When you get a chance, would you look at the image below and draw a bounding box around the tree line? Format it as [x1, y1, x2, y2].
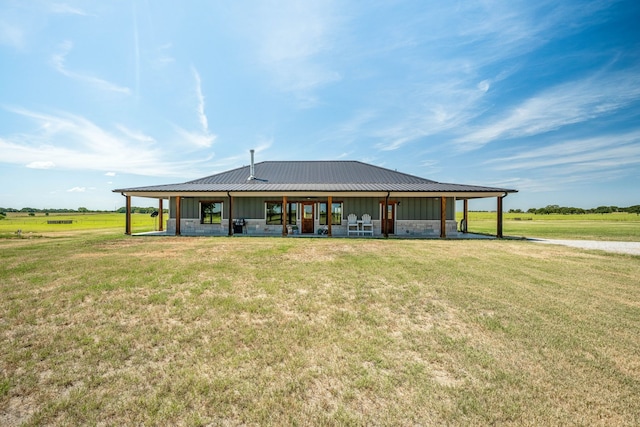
[0, 207, 167, 216]
[509, 205, 640, 215]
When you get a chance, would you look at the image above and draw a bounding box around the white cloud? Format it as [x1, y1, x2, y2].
[26, 161, 55, 169]
[489, 131, 640, 172]
[50, 4, 90, 16]
[192, 67, 209, 133]
[173, 126, 216, 149]
[456, 70, 640, 151]
[172, 68, 217, 148]
[485, 131, 640, 192]
[105, 172, 116, 177]
[116, 125, 155, 144]
[1, 107, 213, 178]
[51, 40, 131, 95]
[67, 186, 86, 193]
[238, 1, 342, 102]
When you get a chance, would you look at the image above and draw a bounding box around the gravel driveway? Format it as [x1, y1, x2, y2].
[531, 239, 640, 256]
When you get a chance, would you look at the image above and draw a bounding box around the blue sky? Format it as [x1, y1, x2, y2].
[1, 0, 639, 211]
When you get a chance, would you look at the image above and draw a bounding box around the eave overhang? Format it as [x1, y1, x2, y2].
[115, 189, 515, 199]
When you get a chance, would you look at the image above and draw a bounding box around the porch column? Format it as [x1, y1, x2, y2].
[158, 199, 164, 232]
[125, 195, 131, 235]
[282, 195, 288, 236]
[440, 196, 447, 238]
[327, 196, 333, 237]
[383, 193, 389, 238]
[228, 193, 234, 236]
[497, 196, 504, 238]
[175, 196, 181, 236]
[463, 199, 468, 233]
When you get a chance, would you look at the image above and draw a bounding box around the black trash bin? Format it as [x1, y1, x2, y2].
[233, 219, 245, 234]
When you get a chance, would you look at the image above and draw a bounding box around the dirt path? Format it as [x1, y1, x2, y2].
[531, 239, 640, 256]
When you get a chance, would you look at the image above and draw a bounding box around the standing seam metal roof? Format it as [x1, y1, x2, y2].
[114, 161, 517, 194]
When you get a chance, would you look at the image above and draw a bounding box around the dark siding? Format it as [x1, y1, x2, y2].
[234, 197, 268, 219]
[396, 197, 455, 220]
[342, 197, 380, 219]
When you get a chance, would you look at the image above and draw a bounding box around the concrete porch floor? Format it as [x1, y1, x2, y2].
[132, 231, 500, 239]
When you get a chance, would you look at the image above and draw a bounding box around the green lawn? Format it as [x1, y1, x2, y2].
[458, 212, 640, 241]
[3, 211, 640, 241]
[1, 234, 638, 425]
[0, 212, 162, 237]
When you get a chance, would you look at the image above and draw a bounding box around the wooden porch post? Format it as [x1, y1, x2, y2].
[327, 196, 333, 237]
[125, 195, 131, 235]
[497, 196, 504, 238]
[175, 196, 181, 236]
[463, 199, 468, 233]
[282, 195, 288, 236]
[158, 199, 164, 232]
[383, 193, 389, 238]
[228, 193, 234, 236]
[440, 196, 447, 238]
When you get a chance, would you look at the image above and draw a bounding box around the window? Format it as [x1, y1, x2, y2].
[201, 202, 222, 224]
[319, 202, 342, 225]
[266, 202, 297, 225]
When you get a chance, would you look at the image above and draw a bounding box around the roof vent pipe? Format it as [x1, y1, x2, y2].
[248, 149, 255, 180]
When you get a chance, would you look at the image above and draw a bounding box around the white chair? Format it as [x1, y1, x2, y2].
[361, 213, 373, 236]
[347, 213, 359, 236]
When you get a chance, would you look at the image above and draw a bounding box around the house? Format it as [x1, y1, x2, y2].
[113, 150, 517, 238]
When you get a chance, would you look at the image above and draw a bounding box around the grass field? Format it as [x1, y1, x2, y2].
[1, 232, 639, 425]
[458, 211, 640, 241]
[0, 212, 163, 237]
[2, 211, 640, 241]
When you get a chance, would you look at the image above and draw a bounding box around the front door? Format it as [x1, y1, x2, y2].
[382, 203, 395, 234]
[302, 202, 314, 234]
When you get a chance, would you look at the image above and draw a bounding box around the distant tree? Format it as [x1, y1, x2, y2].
[594, 206, 612, 214]
[628, 205, 640, 215]
[78, 207, 89, 213]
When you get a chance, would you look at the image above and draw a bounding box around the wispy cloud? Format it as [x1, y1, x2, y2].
[51, 40, 131, 95]
[50, 3, 91, 16]
[485, 131, 640, 192]
[174, 67, 217, 148]
[67, 186, 86, 193]
[192, 67, 209, 133]
[456, 70, 640, 151]
[489, 131, 640, 171]
[116, 125, 155, 144]
[26, 161, 55, 169]
[1, 107, 212, 178]
[241, 1, 342, 105]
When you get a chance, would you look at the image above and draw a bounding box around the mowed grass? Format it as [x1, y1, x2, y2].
[458, 211, 640, 241]
[1, 234, 639, 425]
[0, 213, 163, 237]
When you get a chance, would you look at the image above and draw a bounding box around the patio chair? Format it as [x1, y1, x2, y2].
[361, 213, 373, 236]
[347, 213, 359, 236]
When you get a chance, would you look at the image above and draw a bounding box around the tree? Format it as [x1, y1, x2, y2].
[628, 205, 640, 215]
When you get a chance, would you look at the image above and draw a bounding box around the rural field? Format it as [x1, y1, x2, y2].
[1, 214, 639, 425]
[459, 211, 640, 241]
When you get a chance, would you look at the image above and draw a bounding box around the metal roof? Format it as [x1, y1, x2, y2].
[113, 161, 517, 195]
